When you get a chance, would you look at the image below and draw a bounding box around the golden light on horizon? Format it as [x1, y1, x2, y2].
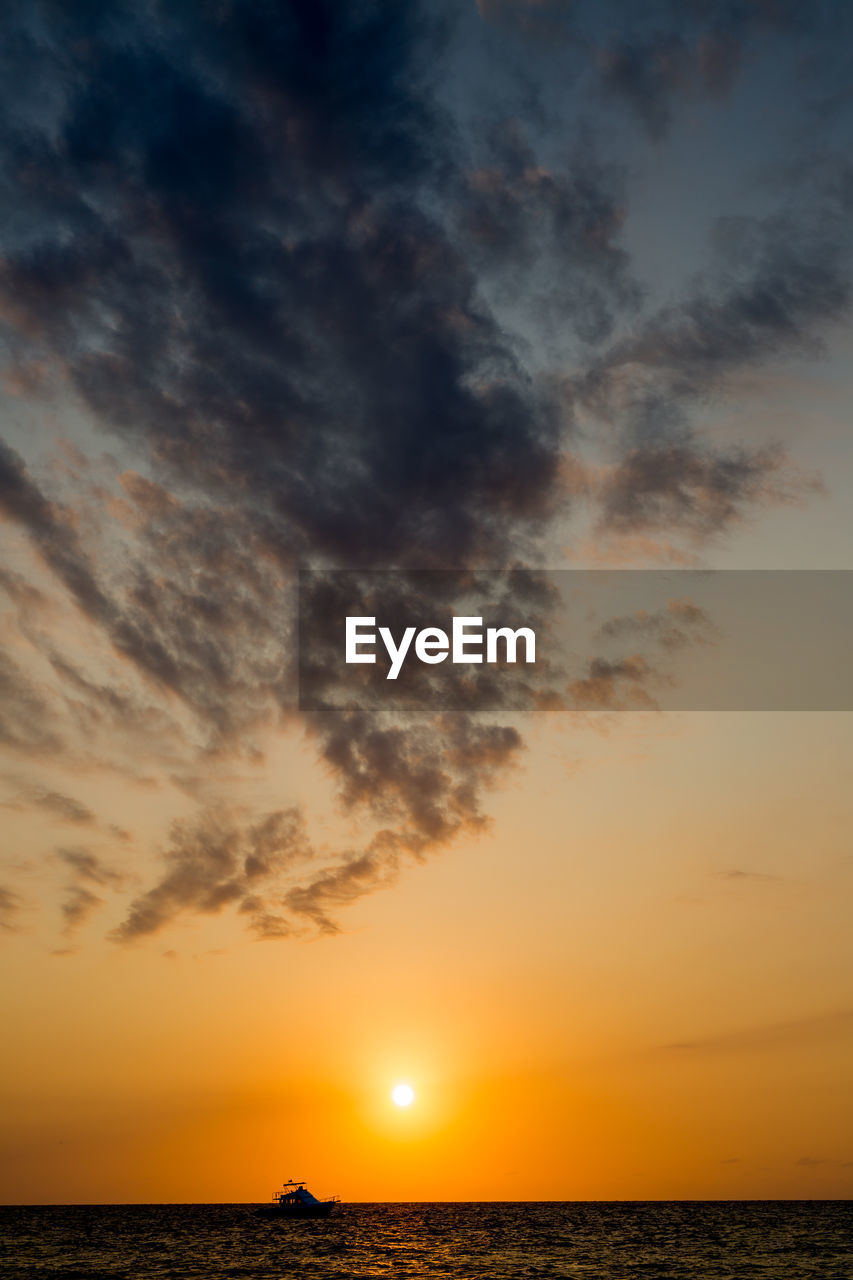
[392, 1082, 415, 1107]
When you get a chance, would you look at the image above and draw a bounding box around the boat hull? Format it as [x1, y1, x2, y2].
[256, 1202, 336, 1219]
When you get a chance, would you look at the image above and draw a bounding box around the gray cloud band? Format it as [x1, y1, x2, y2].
[299, 571, 853, 712]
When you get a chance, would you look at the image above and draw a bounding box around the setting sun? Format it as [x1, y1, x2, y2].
[392, 1083, 415, 1108]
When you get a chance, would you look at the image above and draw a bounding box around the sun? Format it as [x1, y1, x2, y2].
[391, 1082, 415, 1107]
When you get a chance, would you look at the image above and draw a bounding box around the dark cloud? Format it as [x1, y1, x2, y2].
[476, 0, 810, 140]
[0, 1, 567, 572]
[598, 598, 717, 650]
[112, 807, 311, 942]
[0, 565, 51, 616]
[283, 850, 399, 937]
[0, 442, 212, 731]
[0, 2, 846, 580]
[0, 440, 113, 627]
[598, 444, 804, 537]
[0, 1, 850, 941]
[475, 0, 575, 41]
[56, 846, 126, 937]
[580, 208, 845, 536]
[596, 32, 735, 140]
[57, 847, 125, 888]
[46, 650, 188, 761]
[111, 703, 525, 940]
[458, 121, 640, 344]
[0, 885, 22, 932]
[567, 655, 661, 709]
[1, 440, 291, 741]
[298, 568, 563, 712]
[28, 789, 94, 825]
[593, 1, 806, 140]
[60, 885, 103, 934]
[100, 489, 294, 737]
[0, 649, 63, 755]
[287, 567, 551, 931]
[281, 707, 523, 934]
[313, 709, 521, 846]
[0, 1, 585, 823]
[595, 212, 852, 405]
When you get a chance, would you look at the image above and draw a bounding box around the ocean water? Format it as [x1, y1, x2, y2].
[1, 1201, 851, 1279]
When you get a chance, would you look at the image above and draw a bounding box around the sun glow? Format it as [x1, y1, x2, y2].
[391, 1082, 415, 1107]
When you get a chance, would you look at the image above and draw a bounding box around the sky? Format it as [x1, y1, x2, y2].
[0, 0, 852, 1203]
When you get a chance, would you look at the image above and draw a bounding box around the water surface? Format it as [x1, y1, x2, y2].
[2, 1201, 851, 1279]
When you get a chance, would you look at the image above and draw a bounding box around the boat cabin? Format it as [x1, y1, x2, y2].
[273, 1181, 323, 1208]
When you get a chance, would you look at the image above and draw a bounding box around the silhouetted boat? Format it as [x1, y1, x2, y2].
[256, 1179, 340, 1218]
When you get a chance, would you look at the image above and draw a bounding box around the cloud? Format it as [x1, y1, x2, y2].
[0, 885, 22, 932]
[316, 708, 521, 845]
[112, 807, 311, 942]
[0, 440, 114, 628]
[0, 649, 63, 755]
[0, 3, 845, 580]
[476, 1, 807, 140]
[57, 847, 125, 888]
[663, 1008, 853, 1055]
[282, 708, 525, 935]
[576, 208, 846, 536]
[795, 1156, 853, 1169]
[28, 789, 94, 825]
[598, 443, 816, 538]
[1, 439, 294, 744]
[598, 598, 717, 650]
[568, 656, 661, 709]
[0, 1, 849, 942]
[475, 0, 575, 40]
[283, 850, 400, 937]
[56, 846, 127, 937]
[60, 885, 103, 934]
[596, 32, 738, 141]
[569, 594, 722, 711]
[712, 868, 784, 885]
[592, 2, 805, 140]
[0, 3, 570, 573]
[458, 121, 640, 344]
[0, 565, 52, 618]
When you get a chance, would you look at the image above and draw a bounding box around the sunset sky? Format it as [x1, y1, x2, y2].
[1, 0, 852, 1203]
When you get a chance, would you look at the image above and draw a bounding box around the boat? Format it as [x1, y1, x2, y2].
[256, 1179, 340, 1218]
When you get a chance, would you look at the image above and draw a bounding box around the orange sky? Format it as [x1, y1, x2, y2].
[2, 708, 851, 1202]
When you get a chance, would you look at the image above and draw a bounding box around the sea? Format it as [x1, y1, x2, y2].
[1, 1201, 851, 1279]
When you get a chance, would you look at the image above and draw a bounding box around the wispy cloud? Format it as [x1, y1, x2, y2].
[112, 808, 311, 942]
[28, 789, 95, 825]
[0, 649, 64, 756]
[598, 598, 718, 651]
[795, 1156, 853, 1169]
[568, 656, 661, 710]
[712, 869, 785, 885]
[0, 885, 23, 932]
[56, 847, 127, 938]
[662, 1009, 853, 1055]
